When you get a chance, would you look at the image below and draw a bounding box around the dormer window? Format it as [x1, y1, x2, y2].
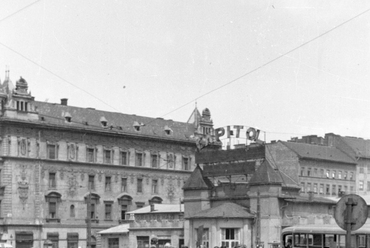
[100, 117, 108, 127]
[164, 125, 172, 135]
[133, 121, 143, 131]
[64, 112, 72, 123]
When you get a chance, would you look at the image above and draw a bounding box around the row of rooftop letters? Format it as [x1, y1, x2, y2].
[47, 172, 183, 195]
[300, 166, 355, 180]
[2, 136, 194, 171]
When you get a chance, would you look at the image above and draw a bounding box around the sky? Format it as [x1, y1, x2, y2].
[1, 0, 370, 143]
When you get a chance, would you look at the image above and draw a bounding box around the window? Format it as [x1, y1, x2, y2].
[338, 171, 342, 179]
[326, 184, 330, 195]
[307, 168, 311, 177]
[167, 154, 175, 169]
[90, 203, 96, 219]
[221, 228, 240, 248]
[367, 181, 370, 192]
[104, 149, 112, 164]
[300, 167, 305, 176]
[152, 179, 158, 194]
[67, 233, 78, 248]
[359, 166, 364, 174]
[47, 233, 59, 248]
[108, 238, 119, 248]
[326, 170, 330, 178]
[182, 157, 190, 171]
[49, 202, 57, 218]
[332, 185, 336, 195]
[45, 192, 61, 222]
[105, 176, 112, 192]
[105, 203, 112, 220]
[120, 151, 129, 165]
[314, 168, 318, 176]
[313, 183, 318, 194]
[350, 172, 354, 180]
[198, 228, 209, 248]
[306, 183, 311, 193]
[344, 171, 348, 180]
[319, 184, 324, 194]
[121, 205, 128, 220]
[359, 181, 364, 191]
[338, 185, 342, 195]
[151, 154, 159, 168]
[70, 205, 75, 218]
[332, 170, 336, 179]
[49, 172, 56, 188]
[137, 178, 143, 193]
[136, 202, 144, 208]
[301, 182, 305, 193]
[344, 185, 348, 193]
[86, 148, 96, 163]
[16, 100, 28, 111]
[47, 144, 58, 159]
[136, 152, 144, 167]
[121, 178, 127, 192]
[88, 175, 95, 191]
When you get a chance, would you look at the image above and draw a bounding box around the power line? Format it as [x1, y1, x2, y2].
[152, 7, 370, 121]
[0, 41, 119, 112]
[0, 0, 42, 24]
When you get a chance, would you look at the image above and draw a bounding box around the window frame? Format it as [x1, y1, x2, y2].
[135, 152, 144, 167]
[182, 156, 190, 171]
[137, 178, 143, 193]
[221, 228, 240, 248]
[151, 153, 159, 168]
[105, 176, 112, 192]
[47, 143, 58, 160]
[120, 150, 129, 166]
[49, 172, 57, 189]
[105, 202, 113, 220]
[104, 149, 113, 164]
[86, 147, 97, 163]
[152, 179, 158, 194]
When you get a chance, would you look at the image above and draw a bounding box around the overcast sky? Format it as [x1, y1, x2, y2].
[1, 0, 370, 143]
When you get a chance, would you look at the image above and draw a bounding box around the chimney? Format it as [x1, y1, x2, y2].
[61, 98, 68, 106]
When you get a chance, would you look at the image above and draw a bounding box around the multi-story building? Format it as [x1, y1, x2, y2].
[0, 73, 212, 248]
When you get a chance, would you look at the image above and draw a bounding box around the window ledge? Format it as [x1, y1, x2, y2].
[46, 218, 61, 223]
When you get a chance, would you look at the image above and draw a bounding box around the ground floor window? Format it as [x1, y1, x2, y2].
[16, 232, 33, 248]
[67, 233, 78, 248]
[137, 236, 149, 248]
[108, 238, 119, 248]
[221, 228, 240, 248]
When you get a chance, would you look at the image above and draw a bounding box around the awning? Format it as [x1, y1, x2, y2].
[99, 224, 129, 234]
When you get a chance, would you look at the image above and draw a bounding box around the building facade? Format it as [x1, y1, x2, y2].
[0, 74, 211, 248]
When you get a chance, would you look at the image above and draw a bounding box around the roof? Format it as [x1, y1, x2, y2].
[31, 101, 196, 142]
[281, 141, 356, 164]
[341, 136, 370, 159]
[188, 202, 255, 219]
[98, 224, 129, 234]
[126, 204, 184, 214]
[281, 195, 337, 204]
[182, 165, 214, 190]
[248, 160, 298, 188]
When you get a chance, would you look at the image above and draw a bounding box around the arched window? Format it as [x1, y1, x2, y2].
[70, 205, 75, 218]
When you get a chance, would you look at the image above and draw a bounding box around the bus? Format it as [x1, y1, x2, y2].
[281, 224, 370, 248]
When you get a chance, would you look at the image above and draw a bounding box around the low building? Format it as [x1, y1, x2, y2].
[126, 204, 184, 248]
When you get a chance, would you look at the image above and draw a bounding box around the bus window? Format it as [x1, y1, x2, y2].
[312, 234, 322, 246]
[337, 235, 345, 248]
[283, 234, 292, 248]
[294, 234, 306, 247]
[324, 234, 335, 248]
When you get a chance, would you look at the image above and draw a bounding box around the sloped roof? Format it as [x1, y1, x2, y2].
[31, 101, 196, 142]
[341, 136, 370, 159]
[248, 160, 299, 188]
[282, 141, 356, 164]
[188, 202, 255, 219]
[281, 195, 336, 204]
[98, 224, 129, 234]
[183, 165, 213, 190]
[127, 204, 184, 214]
